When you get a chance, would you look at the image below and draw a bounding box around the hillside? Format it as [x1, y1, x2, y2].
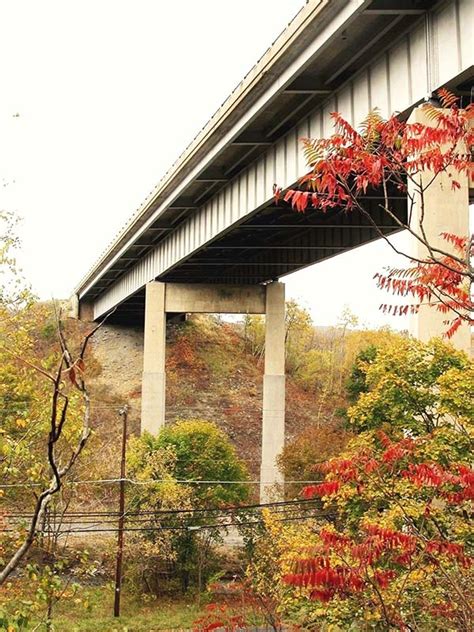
[1, 301, 393, 512]
[88, 315, 341, 478]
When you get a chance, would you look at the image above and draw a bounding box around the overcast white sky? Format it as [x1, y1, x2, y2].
[0, 0, 410, 329]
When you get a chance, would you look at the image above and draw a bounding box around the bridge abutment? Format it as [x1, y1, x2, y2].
[140, 280, 286, 500]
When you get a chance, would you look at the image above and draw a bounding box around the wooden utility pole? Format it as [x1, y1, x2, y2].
[114, 404, 129, 618]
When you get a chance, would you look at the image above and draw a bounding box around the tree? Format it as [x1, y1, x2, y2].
[0, 210, 34, 309]
[279, 339, 473, 630]
[243, 299, 314, 372]
[0, 211, 101, 586]
[277, 422, 352, 498]
[244, 299, 403, 409]
[275, 90, 473, 337]
[346, 337, 469, 435]
[126, 419, 249, 594]
[284, 429, 473, 630]
[284, 300, 314, 375]
[0, 318, 100, 586]
[153, 419, 249, 506]
[345, 344, 378, 403]
[239, 339, 473, 630]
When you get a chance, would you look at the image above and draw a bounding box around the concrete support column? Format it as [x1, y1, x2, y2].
[260, 281, 285, 501]
[141, 281, 166, 434]
[407, 106, 470, 354]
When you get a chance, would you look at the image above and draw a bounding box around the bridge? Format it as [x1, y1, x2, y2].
[74, 0, 473, 498]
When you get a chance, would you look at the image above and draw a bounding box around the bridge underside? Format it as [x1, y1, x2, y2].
[72, 0, 473, 504]
[107, 194, 406, 324]
[77, 0, 472, 322]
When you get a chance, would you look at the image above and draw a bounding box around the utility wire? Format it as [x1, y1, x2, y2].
[0, 510, 331, 536]
[0, 477, 322, 489]
[0, 501, 328, 533]
[5, 506, 326, 529]
[2, 497, 320, 519]
[4, 506, 322, 527]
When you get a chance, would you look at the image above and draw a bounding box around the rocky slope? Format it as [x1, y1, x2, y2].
[88, 316, 337, 478]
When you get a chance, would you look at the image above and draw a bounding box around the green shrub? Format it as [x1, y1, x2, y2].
[126, 419, 249, 594]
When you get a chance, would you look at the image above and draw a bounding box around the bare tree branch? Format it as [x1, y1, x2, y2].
[0, 311, 108, 585]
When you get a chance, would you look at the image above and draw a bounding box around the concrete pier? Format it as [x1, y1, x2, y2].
[141, 282, 166, 434]
[407, 106, 471, 355]
[260, 282, 285, 501]
[140, 281, 286, 499]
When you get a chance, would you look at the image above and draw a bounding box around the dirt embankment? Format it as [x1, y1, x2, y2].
[89, 316, 333, 477]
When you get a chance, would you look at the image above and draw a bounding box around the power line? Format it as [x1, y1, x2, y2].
[3, 507, 328, 530]
[3, 499, 319, 524]
[0, 510, 331, 536]
[0, 477, 322, 489]
[2, 496, 319, 518]
[0, 500, 329, 535]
